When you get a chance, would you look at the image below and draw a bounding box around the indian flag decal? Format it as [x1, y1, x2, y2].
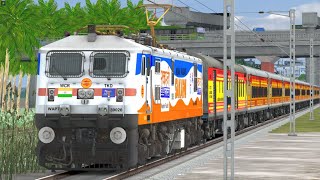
[58, 88, 73, 97]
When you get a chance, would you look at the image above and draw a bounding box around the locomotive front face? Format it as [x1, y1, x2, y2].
[35, 36, 146, 170]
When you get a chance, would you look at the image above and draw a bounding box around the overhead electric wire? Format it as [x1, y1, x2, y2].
[192, 0, 291, 57]
[145, 0, 251, 48]
[232, 15, 290, 56]
[164, 0, 251, 47]
[147, 0, 248, 46]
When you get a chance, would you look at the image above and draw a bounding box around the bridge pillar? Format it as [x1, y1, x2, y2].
[306, 57, 320, 86]
[255, 56, 280, 73]
[261, 62, 275, 73]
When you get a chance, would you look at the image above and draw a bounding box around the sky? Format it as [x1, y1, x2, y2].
[54, 0, 320, 30]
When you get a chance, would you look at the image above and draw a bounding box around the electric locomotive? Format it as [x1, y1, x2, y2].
[35, 26, 203, 170]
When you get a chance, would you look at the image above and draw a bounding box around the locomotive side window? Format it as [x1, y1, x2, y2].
[142, 56, 146, 75]
[90, 51, 129, 78]
[155, 58, 161, 74]
[194, 63, 197, 92]
[171, 59, 174, 86]
[46, 52, 84, 78]
[146, 56, 151, 76]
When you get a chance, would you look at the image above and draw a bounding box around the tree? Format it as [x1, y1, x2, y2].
[298, 74, 306, 82]
[62, 2, 87, 33]
[123, 0, 148, 33]
[0, 0, 39, 113]
[35, 0, 68, 39]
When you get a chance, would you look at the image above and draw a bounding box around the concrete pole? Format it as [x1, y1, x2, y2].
[223, 0, 235, 179]
[288, 9, 297, 136]
[310, 36, 314, 120]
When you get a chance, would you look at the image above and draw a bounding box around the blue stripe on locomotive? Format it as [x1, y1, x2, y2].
[37, 53, 40, 75]
[135, 53, 202, 77]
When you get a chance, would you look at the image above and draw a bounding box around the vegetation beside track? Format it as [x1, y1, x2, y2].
[0, 0, 152, 179]
[0, 110, 45, 180]
[271, 107, 320, 133]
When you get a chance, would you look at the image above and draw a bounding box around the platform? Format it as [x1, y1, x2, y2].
[174, 133, 320, 180]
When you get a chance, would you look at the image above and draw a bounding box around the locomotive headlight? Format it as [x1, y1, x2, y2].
[48, 88, 55, 102]
[85, 89, 94, 99]
[78, 89, 94, 99]
[110, 127, 126, 144]
[38, 127, 55, 144]
[60, 105, 70, 116]
[78, 89, 86, 99]
[116, 88, 124, 102]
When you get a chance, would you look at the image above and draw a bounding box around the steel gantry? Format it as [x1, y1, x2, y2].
[288, 9, 297, 136]
[223, 0, 235, 179]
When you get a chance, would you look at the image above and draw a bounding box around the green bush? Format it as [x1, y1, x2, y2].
[0, 110, 44, 180]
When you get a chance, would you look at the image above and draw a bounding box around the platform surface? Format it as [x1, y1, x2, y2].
[175, 133, 320, 180]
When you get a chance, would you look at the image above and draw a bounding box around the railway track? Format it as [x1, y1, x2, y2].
[36, 106, 315, 180]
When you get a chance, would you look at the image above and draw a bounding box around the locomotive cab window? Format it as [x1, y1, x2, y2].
[46, 51, 84, 78]
[90, 51, 129, 78]
[155, 58, 161, 74]
[141, 56, 146, 75]
[146, 56, 151, 76]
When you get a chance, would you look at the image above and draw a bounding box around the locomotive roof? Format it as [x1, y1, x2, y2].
[185, 51, 245, 73]
[151, 48, 202, 63]
[39, 35, 151, 52]
[39, 35, 201, 63]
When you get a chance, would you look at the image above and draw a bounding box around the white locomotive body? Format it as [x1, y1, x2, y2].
[35, 33, 203, 170]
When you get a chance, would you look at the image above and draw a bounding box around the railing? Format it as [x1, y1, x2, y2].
[157, 33, 205, 41]
[159, 30, 320, 42]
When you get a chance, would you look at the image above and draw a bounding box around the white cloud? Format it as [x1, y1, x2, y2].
[237, 2, 320, 30]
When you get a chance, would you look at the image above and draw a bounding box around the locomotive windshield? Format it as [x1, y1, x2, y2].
[46, 52, 84, 78]
[91, 52, 128, 78]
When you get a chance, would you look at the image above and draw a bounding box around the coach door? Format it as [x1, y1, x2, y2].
[235, 75, 239, 109]
[213, 70, 217, 119]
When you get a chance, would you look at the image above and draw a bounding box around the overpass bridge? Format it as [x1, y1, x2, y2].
[159, 29, 320, 85]
[158, 29, 320, 58]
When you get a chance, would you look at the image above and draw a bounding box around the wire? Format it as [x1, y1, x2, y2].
[193, 0, 218, 14]
[145, 0, 251, 48]
[172, 0, 248, 46]
[176, 0, 200, 13]
[193, 0, 290, 57]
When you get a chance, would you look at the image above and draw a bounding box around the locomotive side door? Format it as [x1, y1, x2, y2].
[153, 58, 161, 105]
[142, 52, 152, 120]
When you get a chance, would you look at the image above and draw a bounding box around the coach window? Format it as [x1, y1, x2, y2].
[242, 80, 244, 97]
[221, 81, 223, 93]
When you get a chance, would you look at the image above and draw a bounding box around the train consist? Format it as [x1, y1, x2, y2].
[35, 29, 319, 170]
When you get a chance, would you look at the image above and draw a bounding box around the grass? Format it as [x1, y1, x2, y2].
[0, 110, 45, 180]
[271, 107, 320, 133]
